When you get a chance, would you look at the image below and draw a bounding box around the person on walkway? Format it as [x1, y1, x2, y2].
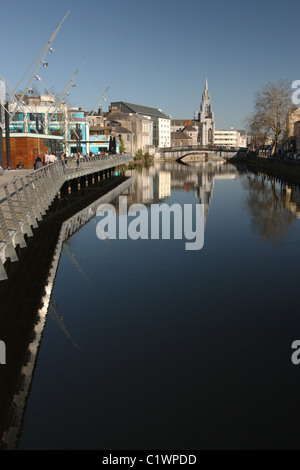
[61, 152, 67, 174]
[49, 153, 57, 164]
[34, 156, 43, 170]
[76, 152, 81, 169]
[44, 152, 50, 165]
[16, 162, 24, 169]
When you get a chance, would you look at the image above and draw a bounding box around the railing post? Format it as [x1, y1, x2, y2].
[4, 186, 26, 248]
[25, 176, 43, 221]
[35, 171, 50, 211]
[19, 178, 38, 229]
[12, 181, 33, 237]
[0, 258, 8, 281]
[0, 205, 18, 262]
[28, 175, 47, 218]
[41, 168, 55, 207]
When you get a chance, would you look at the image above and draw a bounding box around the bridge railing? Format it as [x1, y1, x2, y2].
[0, 153, 132, 279]
[156, 145, 240, 152]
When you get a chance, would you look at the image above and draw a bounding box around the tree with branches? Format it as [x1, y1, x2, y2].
[249, 80, 294, 155]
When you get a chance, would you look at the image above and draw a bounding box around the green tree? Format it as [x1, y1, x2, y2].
[134, 149, 143, 161]
[119, 136, 126, 154]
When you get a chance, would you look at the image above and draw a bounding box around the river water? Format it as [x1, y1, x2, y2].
[5, 161, 300, 449]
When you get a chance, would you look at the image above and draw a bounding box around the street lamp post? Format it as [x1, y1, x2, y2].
[4, 102, 11, 169]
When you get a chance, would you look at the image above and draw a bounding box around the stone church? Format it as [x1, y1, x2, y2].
[197, 78, 215, 146]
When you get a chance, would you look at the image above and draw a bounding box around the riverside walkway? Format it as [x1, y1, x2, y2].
[0, 154, 133, 280]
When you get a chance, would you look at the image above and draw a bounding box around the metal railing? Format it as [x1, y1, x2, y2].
[157, 145, 240, 152]
[0, 153, 133, 279]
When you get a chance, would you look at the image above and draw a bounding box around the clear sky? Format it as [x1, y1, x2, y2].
[1, 0, 299, 129]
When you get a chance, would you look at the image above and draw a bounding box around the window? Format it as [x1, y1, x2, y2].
[48, 113, 58, 122]
[11, 113, 23, 122]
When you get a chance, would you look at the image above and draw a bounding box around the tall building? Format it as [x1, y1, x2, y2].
[198, 78, 215, 146]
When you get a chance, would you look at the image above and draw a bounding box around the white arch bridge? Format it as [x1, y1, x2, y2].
[0, 154, 133, 280]
[154, 145, 239, 161]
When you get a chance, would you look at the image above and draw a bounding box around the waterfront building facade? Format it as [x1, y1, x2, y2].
[110, 102, 171, 148]
[182, 125, 198, 145]
[171, 131, 193, 147]
[214, 128, 246, 148]
[287, 108, 300, 137]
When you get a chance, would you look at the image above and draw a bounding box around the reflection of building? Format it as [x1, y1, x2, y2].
[284, 184, 300, 219]
[197, 170, 215, 227]
[159, 171, 171, 199]
[126, 162, 238, 230]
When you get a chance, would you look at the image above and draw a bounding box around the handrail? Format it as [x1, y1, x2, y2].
[0, 153, 133, 279]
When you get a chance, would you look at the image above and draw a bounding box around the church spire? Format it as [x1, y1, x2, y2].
[198, 76, 215, 146]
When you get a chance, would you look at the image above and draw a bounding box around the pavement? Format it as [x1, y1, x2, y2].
[0, 169, 34, 186]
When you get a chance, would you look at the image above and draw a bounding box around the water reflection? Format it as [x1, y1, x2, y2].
[0, 176, 132, 450]
[49, 301, 81, 351]
[126, 161, 238, 229]
[243, 173, 298, 243]
[1, 161, 300, 450]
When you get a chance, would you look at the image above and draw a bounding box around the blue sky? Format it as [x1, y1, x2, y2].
[1, 0, 299, 129]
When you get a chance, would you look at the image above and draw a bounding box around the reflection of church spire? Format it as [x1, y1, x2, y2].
[197, 171, 214, 229]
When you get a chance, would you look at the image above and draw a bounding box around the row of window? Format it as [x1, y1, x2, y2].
[11, 113, 64, 122]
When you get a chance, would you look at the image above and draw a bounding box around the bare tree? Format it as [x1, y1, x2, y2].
[247, 113, 271, 153]
[250, 80, 294, 155]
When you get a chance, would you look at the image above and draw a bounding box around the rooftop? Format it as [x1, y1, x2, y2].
[111, 101, 169, 119]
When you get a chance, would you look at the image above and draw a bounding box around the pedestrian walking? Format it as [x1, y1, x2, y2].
[61, 152, 66, 174]
[34, 156, 43, 170]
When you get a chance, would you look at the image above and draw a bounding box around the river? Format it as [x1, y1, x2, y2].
[1, 161, 300, 450]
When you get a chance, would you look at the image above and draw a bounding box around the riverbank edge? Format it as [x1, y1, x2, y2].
[229, 156, 300, 184]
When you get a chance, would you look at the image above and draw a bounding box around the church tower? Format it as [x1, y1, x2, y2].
[198, 78, 215, 146]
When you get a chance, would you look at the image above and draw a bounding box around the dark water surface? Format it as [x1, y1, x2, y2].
[11, 163, 300, 449]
